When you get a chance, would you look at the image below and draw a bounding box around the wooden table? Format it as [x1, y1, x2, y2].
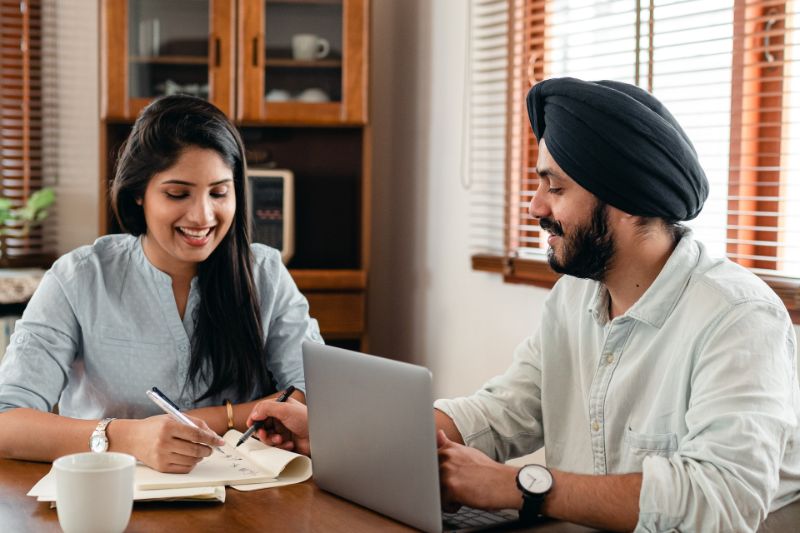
[2, 459, 798, 532]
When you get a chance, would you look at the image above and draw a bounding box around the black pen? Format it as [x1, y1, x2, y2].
[236, 385, 296, 447]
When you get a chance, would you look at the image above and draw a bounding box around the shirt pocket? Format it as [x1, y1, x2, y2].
[624, 427, 678, 460]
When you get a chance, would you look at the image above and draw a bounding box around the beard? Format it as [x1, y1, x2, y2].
[539, 201, 615, 281]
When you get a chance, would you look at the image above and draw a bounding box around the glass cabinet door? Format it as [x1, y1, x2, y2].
[239, 0, 367, 124]
[102, 0, 235, 120]
[128, 0, 210, 100]
[263, 0, 343, 105]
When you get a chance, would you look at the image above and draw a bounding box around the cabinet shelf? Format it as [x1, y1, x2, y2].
[289, 269, 366, 291]
[129, 55, 208, 65]
[264, 58, 342, 68]
[270, 0, 343, 5]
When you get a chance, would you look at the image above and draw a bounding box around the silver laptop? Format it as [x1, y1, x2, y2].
[302, 342, 519, 533]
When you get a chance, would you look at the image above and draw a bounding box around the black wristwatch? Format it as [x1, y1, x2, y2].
[515, 464, 553, 524]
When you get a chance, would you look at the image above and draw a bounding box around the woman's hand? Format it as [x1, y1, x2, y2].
[247, 397, 310, 456]
[112, 415, 225, 473]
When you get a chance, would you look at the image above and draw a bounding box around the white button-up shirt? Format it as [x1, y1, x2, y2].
[435, 233, 800, 532]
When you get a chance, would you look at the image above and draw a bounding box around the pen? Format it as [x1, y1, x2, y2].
[146, 386, 224, 453]
[236, 385, 296, 447]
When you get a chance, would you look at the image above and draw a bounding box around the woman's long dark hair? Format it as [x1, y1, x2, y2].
[111, 94, 271, 402]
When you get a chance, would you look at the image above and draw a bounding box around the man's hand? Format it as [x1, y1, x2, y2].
[114, 415, 225, 474]
[437, 430, 522, 512]
[247, 398, 311, 456]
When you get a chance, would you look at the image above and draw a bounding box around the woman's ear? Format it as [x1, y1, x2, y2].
[135, 197, 143, 206]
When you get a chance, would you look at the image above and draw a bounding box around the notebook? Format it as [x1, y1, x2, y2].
[135, 429, 312, 490]
[302, 342, 519, 533]
[29, 482, 227, 505]
[28, 429, 312, 502]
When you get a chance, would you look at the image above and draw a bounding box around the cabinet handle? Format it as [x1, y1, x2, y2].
[252, 36, 259, 67]
[214, 38, 221, 67]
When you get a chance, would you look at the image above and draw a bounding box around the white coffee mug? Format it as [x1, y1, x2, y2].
[292, 34, 330, 60]
[54, 452, 136, 533]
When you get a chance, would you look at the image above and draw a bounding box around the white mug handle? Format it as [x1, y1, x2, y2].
[316, 38, 330, 59]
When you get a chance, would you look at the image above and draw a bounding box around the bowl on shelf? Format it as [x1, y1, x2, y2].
[296, 88, 330, 103]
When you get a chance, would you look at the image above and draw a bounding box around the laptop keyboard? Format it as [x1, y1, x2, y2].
[442, 506, 518, 530]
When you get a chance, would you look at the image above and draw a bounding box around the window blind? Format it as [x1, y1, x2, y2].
[466, 0, 511, 273]
[469, 0, 800, 315]
[0, 0, 55, 265]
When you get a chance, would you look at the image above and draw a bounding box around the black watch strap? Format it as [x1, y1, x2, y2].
[518, 492, 546, 524]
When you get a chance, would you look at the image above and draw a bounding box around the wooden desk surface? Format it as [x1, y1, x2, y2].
[2, 458, 798, 532]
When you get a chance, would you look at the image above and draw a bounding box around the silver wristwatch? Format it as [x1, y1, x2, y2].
[89, 417, 116, 453]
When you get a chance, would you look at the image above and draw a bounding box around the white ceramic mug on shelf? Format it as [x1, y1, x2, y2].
[54, 452, 136, 533]
[292, 34, 330, 60]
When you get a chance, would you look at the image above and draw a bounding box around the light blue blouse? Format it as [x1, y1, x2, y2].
[0, 234, 322, 419]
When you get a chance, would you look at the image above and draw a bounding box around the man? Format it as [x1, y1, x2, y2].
[433, 78, 800, 531]
[249, 78, 800, 531]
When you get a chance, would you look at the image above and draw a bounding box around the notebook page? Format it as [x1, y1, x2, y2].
[222, 430, 312, 491]
[135, 442, 276, 490]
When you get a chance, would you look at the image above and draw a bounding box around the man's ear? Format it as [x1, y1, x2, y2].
[606, 205, 635, 225]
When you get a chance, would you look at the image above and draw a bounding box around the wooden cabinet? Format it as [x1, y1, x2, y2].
[238, 0, 368, 124]
[101, 0, 368, 125]
[99, 0, 371, 348]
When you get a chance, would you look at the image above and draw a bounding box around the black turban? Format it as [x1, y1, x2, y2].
[527, 77, 708, 221]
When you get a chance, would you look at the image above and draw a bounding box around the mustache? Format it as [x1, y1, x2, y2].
[539, 217, 564, 237]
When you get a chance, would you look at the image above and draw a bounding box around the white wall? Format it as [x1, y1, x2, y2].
[49, 0, 101, 253]
[369, 0, 550, 399]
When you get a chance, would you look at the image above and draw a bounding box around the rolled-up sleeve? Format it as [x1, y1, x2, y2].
[434, 331, 545, 462]
[262, 252, 322, 394]
[636, 301, 798, 532]
[0, 271, 80, 413]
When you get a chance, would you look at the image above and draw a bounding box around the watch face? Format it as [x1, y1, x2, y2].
[518, 465, 553, 494]
[90, 433, 107, 453]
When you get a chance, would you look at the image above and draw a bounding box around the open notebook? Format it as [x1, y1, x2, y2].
[28, 429, 312, 502]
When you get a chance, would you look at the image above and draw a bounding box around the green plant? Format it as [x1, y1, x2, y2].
[0, 187, 56, 235]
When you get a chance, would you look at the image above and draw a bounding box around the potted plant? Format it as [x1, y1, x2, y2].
[0, 188, 56, 264]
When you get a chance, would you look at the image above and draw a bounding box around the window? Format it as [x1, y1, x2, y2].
[469, 0, 800, 320]
[0, 0, 55, 266]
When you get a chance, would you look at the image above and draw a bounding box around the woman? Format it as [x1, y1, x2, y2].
[0, 95, 321, 473]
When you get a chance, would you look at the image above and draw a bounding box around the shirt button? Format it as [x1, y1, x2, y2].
[605, 354, 615, 365]
[592, 421, 600, 432]
[179, 343, 188, 352]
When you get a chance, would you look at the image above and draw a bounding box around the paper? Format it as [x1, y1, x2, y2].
[28, 429, 312, 502]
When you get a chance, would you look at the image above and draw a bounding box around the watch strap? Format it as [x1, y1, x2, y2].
[518, 492, 546, 524]
[96, 417, 115, 433]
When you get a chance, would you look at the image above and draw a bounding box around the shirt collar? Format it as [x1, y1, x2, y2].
[134, 235, 199, 289]
[587, 230, 701, 328]
[134, 235, 172, 285]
